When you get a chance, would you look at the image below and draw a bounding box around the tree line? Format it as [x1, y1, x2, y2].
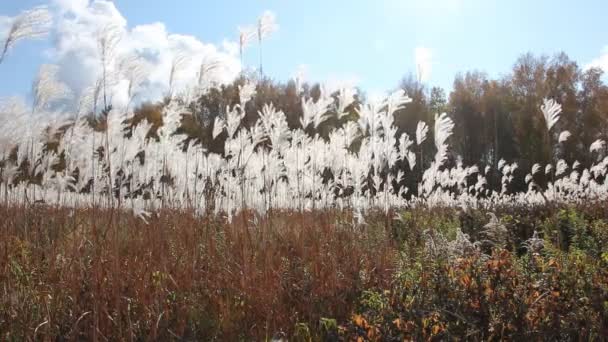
[125, 52, 607, 193]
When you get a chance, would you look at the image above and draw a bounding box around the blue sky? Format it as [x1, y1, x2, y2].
[1, 0, 607, 101]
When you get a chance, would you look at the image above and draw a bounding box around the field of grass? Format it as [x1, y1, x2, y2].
[3, 2, 608, 341]
[2, 203, 607, 340]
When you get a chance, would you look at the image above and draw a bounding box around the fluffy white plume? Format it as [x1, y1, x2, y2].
[337, 87, 356, 118]
[556, 159, 568, 177]
[383, 89, 411, 115]
[238, 81, 257, 107]
[0, 6, 52, 64]
[590, 139, 606, 153]
[540, 98, 562, 131]
[238, 25, 256, 60]
[257, 11, 279, 41]
[433, 113, 454, 165]
[169, 51, 191, 95]
[416, 121, 429, 145]
[118, 54, 150, 105]
[300, 92, 334, 130]
[498, 159, 506, 171]
[212, 117, 225, 139]
[558, 130, 571, 143]
[32, 64, 72, 111]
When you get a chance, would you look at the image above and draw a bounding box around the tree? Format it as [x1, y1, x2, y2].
[449, 71, 487, 165]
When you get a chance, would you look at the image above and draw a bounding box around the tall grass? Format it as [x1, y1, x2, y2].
[0, 7, 607, 218]
[0, 205, 397, 340]
[1, 4, 608, 340]
[1, 76, 606, 218]
[2, 203, 607, 339]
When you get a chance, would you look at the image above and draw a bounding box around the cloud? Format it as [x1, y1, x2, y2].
[586, 46, 608, 72]
[47, 0, 241, 109]
[414, 46, 432, 83]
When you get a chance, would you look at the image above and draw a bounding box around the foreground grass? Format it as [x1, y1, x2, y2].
[1, 204, 607, 340]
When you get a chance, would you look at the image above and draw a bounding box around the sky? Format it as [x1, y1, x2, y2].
[1, 0, 608, 104]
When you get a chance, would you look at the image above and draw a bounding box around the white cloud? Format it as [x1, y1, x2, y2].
[48, 0, 241, 109]
[586, 46, 608, 72]
[414, 46, 432, 83]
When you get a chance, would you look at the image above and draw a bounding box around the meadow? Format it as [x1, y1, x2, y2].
[2, 204, 608, 340]
[1, 4, 608, 341]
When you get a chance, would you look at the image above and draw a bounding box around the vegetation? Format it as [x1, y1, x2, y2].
[2, 3, 608, 340]
[1, 203, 608, 340]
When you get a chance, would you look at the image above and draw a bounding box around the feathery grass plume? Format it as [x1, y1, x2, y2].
[558, 130, 571, 143]
[258, 103, 290, 149]
[226, 105, 244, 138]
[337, 87, 356, 118]
[531, 163, 541, 175]
[168, 50, 191, 97]
[0, 97, 28, 156]
[256, 10, 278, 76]
[1, 72, 608, 211]
[198, 55, 223, 88]
[498, 158, 506, 171]
[416, 121, 429, 145]
[0, 6, 51, 64]
[96, 24, 122, 206]
[118, 54, 149, 107]
[590, 139, 605, 153]
[238, 26, 256, 66]
[419, 112, 454, 197]
[540, 98, 562, 131]
[433, 112, 454, 165]
[555, 159, 568, 177]
[97, 24, 123, 110]
[238, 81, 257, 108]
[212, 117, 225, 140]
[32, 64, 72, 112]
[356, 99, 384, 137]
[300, 89, 334, 130]
[398, 133, 414, 161]
[383, 89, 411, 116]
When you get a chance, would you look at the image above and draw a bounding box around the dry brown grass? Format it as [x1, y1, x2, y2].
[0, 205, 397, 340]
[3, 203, 608, 340]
